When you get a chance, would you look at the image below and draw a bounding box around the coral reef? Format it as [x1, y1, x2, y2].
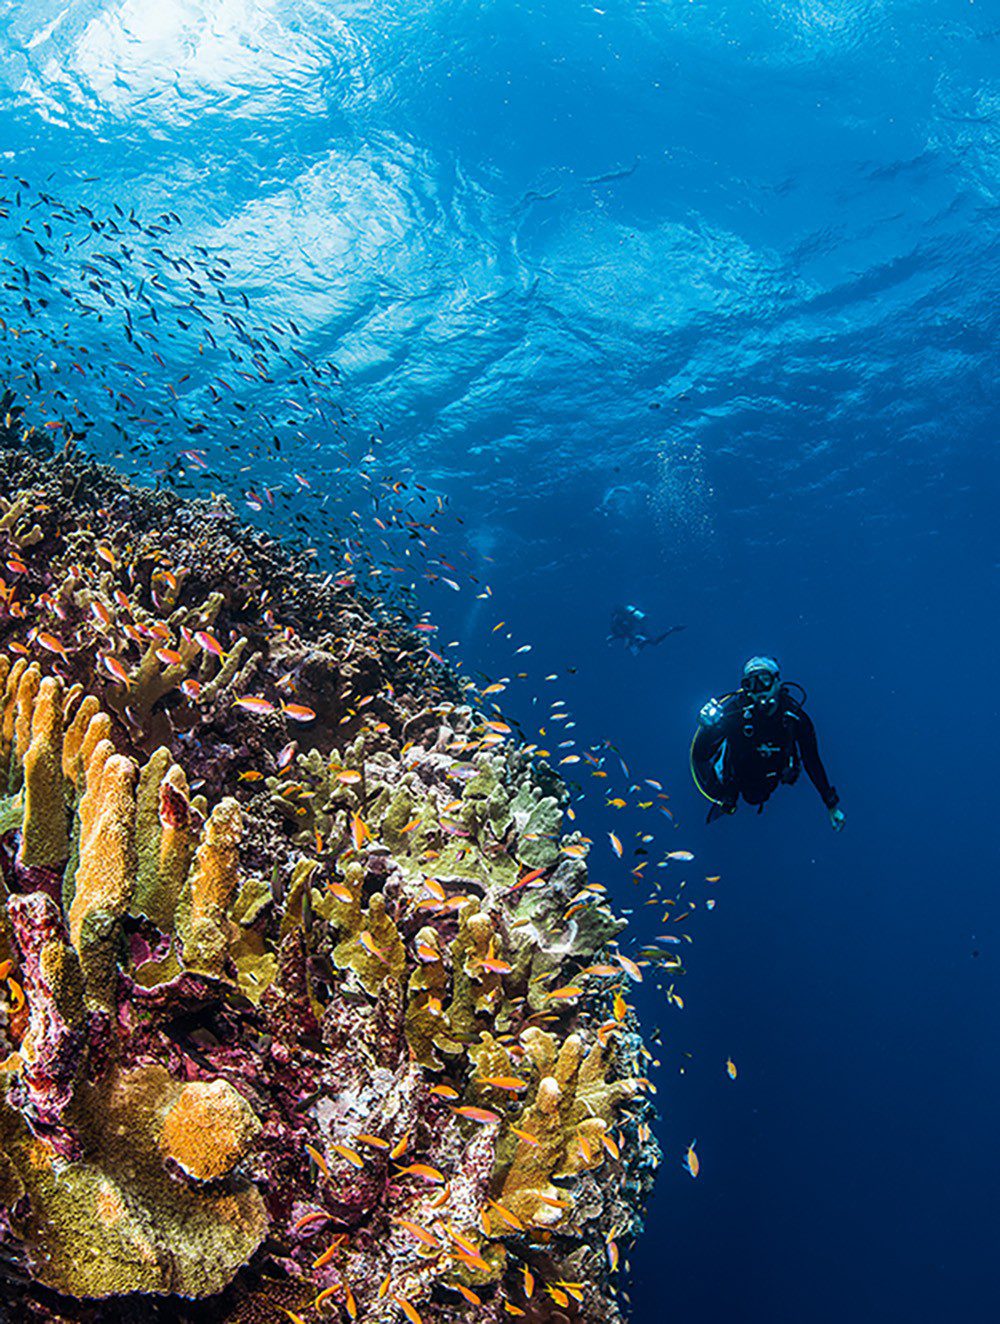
[0, 436, 658, 1321]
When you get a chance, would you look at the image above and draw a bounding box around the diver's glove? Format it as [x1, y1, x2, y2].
[828, 806, 845, 832]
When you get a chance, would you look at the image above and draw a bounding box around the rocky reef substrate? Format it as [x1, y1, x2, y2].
[0, 439, 658, 1322]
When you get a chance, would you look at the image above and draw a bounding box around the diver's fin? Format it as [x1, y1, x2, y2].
[706, 802, 728, 824]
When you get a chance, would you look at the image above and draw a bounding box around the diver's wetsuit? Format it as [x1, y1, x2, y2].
[692, 688, 839, 813]
[608, 605, 686, 655]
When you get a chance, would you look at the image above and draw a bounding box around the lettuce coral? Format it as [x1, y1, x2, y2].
[0, 440, 658, 1322]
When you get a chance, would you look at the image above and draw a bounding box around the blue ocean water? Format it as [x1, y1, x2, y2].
[1, 3, 998, 1321]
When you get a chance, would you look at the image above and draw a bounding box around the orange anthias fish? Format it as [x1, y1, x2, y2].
[477, 1075, 528, 1092]
[358, 931, 389, 964]
[394, 1219, 441, 1249]
[194, 629, 225, 658]
[616, 953, 643, 983]
[452, 1105, 501, 1125]
[35, 631, 69, 657]
[392, 1162, 445, 1183]
[510, 1126, 540, 1147]
[99, 653, 130, 686]
[452, 1283, 482, 1305]
[429, 1084, 460, 1100]
[683, 1139, 700, 1178]
[282, 701, 317, 722]
[304, 1142, 329, 1177]
[506, 865, 546, 894]
[233, 695, 275, 715]
[393, 1297, 423, 1324]
[350, 813, 370, 852]
[329, 1143, 364, 1169]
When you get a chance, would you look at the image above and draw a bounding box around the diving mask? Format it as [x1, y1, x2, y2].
[741, 655, 780, 701]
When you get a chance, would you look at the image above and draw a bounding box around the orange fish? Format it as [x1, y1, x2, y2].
[392, 1162, 445, 1184]
[429, 1084, 460, 1100]
[394, 1219, 441, 1249]
[282, 701, 317, 723]
[609, 832, 623, 858]
[312, 1237, 346, 1268]
[452, 1105, 501, 1124]
[510, 1126, 540, 1147]
[521, 1265, 535, 1297]
[452, 1283, 482, 1305]
[35, 631, 68, 657]
[327, 882, 354, 903]
[600, 1131, 621, 1160]
[506, 865, 546, 894]
[683, 1139, 699, 1178]
[356, 1133, 389, 1150]
[613, 991, 628, 1022]
[487, 1199, 525, 1230]
[358, 931, 389, 964]
[477, 1075, 528, 1092]
[291, 1210, 329, 1232]
[350, 813, 370, 852]
[304, 1142, 329, 1177]
[544, 985, 584, 1001]
[0, 960, 12, 981]
[329, 1143, 364, 1169]
[616, 954, 643, 983]
[181, 678, 201, 700]
[155, 648, 182, 667]
[392, 1297, 423, 1324]
[606, 1233, 620, 1270]
[389, 1129, 411, 1160]
[233, 695, 274, 714]
[99, 653, 130, 686]
[194, 630, 224, 657]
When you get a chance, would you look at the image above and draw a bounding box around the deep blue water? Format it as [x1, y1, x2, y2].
[1, 3, 999, 1321]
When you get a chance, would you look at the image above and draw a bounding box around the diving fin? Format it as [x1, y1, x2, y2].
[706, 801, 733, 824]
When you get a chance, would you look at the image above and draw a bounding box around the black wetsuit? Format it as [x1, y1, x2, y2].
[608, 606, 686, 654]
[692, 688, 839, 812]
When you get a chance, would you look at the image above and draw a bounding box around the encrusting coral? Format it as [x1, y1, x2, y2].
[0, 433, 659, 1322]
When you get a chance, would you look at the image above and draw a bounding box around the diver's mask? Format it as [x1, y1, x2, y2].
[740, 656, 780, 714]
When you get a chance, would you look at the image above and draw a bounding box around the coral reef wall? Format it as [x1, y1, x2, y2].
[0, 440, 658, 1322]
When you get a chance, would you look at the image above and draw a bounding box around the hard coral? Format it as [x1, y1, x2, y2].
[0, 439, 658, 1322]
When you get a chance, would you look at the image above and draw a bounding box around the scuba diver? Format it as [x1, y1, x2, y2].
[608, 604, 686, 656]
[691, 656, 845, 830]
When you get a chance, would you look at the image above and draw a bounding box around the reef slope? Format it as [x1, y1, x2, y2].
[0, 438, 658, 1322]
